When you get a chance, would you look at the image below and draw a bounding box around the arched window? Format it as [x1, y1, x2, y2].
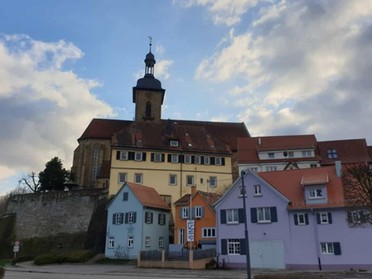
[145, 101, 152, 118]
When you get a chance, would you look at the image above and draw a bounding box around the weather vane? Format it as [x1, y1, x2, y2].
[148, 36, 152, 52]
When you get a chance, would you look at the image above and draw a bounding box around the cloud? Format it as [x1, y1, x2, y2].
[193, 1, 372, 142]
[0, 34, 113, 186]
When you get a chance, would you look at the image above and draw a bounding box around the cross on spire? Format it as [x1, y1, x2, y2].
[148, 36, 152, 52]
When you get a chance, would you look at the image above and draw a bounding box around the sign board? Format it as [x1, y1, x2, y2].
[187, 220, 194, 242]
[13, 245, 19, 253]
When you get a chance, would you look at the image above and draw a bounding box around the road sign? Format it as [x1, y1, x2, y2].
[187, 220, 194, 242]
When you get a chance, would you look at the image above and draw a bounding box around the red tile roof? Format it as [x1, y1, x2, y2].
[80, 118, 249, 153]
[126, 182, 170, 211]
[257, 166, 345, 209]
[174, 191, 221, 209]
[238, 135, 319, 164]
[318, 139, 371, 165]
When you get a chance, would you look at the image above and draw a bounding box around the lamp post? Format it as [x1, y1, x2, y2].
[240, 170, 252, 279]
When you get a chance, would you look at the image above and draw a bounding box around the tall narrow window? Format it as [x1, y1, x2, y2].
[145, 101, 152, 118]
[179, 228, 185, 245]
[92, 143, 100, 183]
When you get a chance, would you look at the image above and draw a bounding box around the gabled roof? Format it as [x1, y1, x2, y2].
[258, 166, 344, 209]
[110, 182, 170, 211]
[79, 118, 249, 153]
[174, 191, 221, 212]
[318, 139, 371, 166]
[238, 135, 320, 164]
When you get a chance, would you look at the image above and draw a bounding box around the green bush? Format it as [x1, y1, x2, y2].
[34, 250, 94, 265]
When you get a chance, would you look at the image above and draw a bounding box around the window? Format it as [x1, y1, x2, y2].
[209, 176, 217, 188]
[257, 207, 271, 223]
[268, 152, 275, 158]
[145, 101, 152, 118]
[294, 213, 309, 225]
[170, 140, 179, 147]
[215, 157, 222, 165]
[288, 151, 294, 158]
[194, 206, 204, 218]
[123, 192, 128, 201]
[248, 167, 258, 172]
[181, 207, 189, 219]
[317, 212, 332, 224]
[320, 242, 341, 255]
[171, 154, 179, 163]
[145, 237, 151, 247]
[152, 153, 163, 162]
[118, 173, 127, 184]
[169, 174, 177, 186]
[204, 156, 210, 165]
[113, 213, 124, 225]
[349, 211, 366, 224]
[202, 227, 216, 238]
[108, 237, 114, 248]
[179, 228, 185, 245]
[158, 213, 166, 225]
[186, 175, 194, 186]
[254, 184, 262, 196]
[227, 239, 241, 254]
[310, 164, 318, 168]
[194, 155, 201, 164]
[134, 173, 143, 184]
[125, 212, 137, 224]
[159, 237, 164, 248]
[118, 151, 128, 160]
[309, 188, 323, 199]
[184, 155, 192, 164]
[327, 149, 338, 159]
[302, 150, 312, 157]
[265, 166, 277, 171]
[145, 212, 153, 224]
[128, 236, 134, 248]
[226, 209, 239, 224]
[135, 152, 143, 161]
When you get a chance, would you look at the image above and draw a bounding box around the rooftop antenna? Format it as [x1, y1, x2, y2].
[148, 36, 152, 52]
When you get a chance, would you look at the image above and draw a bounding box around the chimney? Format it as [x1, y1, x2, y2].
[335, 160, 342, 177]
[191, 185, 197, 196]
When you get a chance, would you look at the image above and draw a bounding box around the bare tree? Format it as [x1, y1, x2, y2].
[342, 164, 372, 225]
[18, 172, 40, 193]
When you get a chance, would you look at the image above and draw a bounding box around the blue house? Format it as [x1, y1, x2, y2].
[105, 182, 171, 259]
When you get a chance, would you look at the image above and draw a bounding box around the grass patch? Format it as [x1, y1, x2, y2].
[0, 259, 11, 267]
[34, 250, 94, 265]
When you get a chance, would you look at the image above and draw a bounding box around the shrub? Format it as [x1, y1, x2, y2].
[0, 267, 4, 279]
[34, 250, 94, 265]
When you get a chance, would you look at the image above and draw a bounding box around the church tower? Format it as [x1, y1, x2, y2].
[133, 38, 165, 123]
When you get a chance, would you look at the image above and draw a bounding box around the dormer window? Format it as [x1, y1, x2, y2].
[309, 188, 323, 199]
[268, 152, 275, 158]
[327, 149, 338, 159]
[170, 140, 179, 147]
[302, 150, 312, 157]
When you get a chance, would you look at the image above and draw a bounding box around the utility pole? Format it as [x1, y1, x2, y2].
[241, 170, 252, 279]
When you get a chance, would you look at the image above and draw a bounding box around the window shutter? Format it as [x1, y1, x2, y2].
[333, 242, 341, 255]
[120, 213, 124, 224]
[133, 212, 137, 223]
[238, 208, 245, 223]
[125, 213, 129, 224]
[161, 154, 165, 162]
[210, 157, 215, 165]
[112, 213, 116, 224]
[316, 213, 321, 224]
[150, 212, 153, 223]
[221, 158, 225, 165]
[294, 214, 298, 225]
[192, 207, 195, 219]
[305, 214, 309, 225]
[128, 152, 135, 160]
[201, 206, 205, 217]
[167, 154, 172, 162]
[360, 211, 366, 223]
[270, 207, 278, 222]
[328, 212, 332, 224]
[179, 155, 184, 163]
[221, 239, 227, 255]
[142, 152, 146, 161]
[116, 151, 121, 160]
[250, 208, 257, 223]
[151, 153, 154, 162]
[201, 156, 205, 165]
[220, 209, 227, 224]
[240, 238, 246, 255]
[191, 156, 195, 164]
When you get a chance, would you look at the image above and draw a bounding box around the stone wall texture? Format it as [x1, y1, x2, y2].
[6, 189, 103, 239]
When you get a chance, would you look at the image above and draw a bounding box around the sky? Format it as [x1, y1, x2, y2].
[1, 0, 372, 195]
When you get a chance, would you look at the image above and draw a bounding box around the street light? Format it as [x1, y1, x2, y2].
[240, 170, 252, 279]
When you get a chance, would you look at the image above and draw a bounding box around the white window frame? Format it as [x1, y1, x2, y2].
[202, 227, 216, 238]
[320, 242, 334, 254]
[215, 157, 222, 165]
[153, 153, 163, 162]
[194, 155, 201, 165]
[128, 212, 135, 224]
[204, 156, 210, 165]
[226, 209, 239, 224]
[171, 154, 179, 163]
[194, 206, 203, 218]
[169, 174, 177, 186]
[159, 237, 164, 248]
[288, 151, 294, 158]
[309, 188, 323, 199]
[119, 151, 128, 160]
[296, 213, 307, 225]
[128, 236, 134, 248]
[254, 184, 262, 196]
[265, 166, 277, 171]
[227, 239, 241, 255]
[351, 211, 361, 223]
[327, 149, 338, 159]
[186, 175, 194, 186]
[257, 207, 271, 223]
[158, 213, 166, 225]
[118, 172, 127, 184]
[268, 152, 275, 159]
[114, 213, 123, 225]
[184, 155, 192, 164]
[134, 173, 143, 184]
[170, 140, 179, 147]
[145, 212, 152, 224]
[320, 212, 330, 224]
[302, 150, 312, 157]
[181, 207, 189, 219]
[135, 152, 143, 161]
[108, 237, 114, 248]
[145, 236, 151, 247]
[209, 176, 217, 188]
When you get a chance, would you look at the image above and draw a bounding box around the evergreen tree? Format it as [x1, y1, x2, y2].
[39, 157, 71, 191]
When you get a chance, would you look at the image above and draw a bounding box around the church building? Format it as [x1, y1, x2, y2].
[72, 42, 250, 206]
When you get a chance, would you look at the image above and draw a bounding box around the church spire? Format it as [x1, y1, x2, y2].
[144, 36, 155, 76]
